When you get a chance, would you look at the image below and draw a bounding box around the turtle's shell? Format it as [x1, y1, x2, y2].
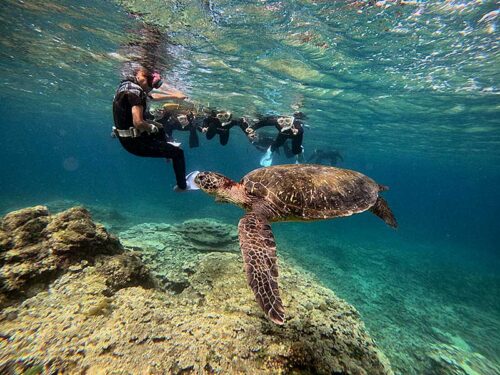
[242, 164, 380, 221]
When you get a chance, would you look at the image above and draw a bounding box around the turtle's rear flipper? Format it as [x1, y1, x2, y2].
[370, 196, 398, 228]
[238, 211, 285, 325]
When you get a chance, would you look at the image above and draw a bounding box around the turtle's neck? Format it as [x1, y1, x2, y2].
[220, 183, 252, 209]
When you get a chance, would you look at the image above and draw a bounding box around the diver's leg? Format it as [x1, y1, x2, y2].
[153, 138, 187, 189]
[206, 126, 217, 140]
[118, 137, 154, 157]
[121, 134, 187, 189]
[291, 133, 304, 164]
[219, 130, 230, 146]
[189, 127, 199, 148]
[271, 133, 287, 152]
[283, 140, 294, 159]
[291, 133, 303, 155]
[164, 144, 187, 190]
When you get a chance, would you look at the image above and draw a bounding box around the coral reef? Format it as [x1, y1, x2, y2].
[0, 206, 393, 374]
[119, 219, 238, 292]
[426, 343, 500, 375]
[0, 206, 122, 307]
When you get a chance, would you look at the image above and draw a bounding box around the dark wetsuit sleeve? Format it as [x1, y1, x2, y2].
[252, 117, 277, 131]
[294, 122, 304, 135]
[234, 118, 250, 132]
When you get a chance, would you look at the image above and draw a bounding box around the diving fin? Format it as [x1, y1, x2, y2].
[174, 171, 200, 192]
[260, 147, 273, 167]
[186, 171, 200, 190]
[167, 140, 182, 147]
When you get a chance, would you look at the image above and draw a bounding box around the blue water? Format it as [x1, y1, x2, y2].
[1, 0, 499, 373]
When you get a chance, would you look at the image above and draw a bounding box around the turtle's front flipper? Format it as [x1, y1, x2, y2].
[238, 212, 285, 325]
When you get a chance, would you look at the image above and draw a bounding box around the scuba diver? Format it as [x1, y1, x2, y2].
[112, 66, 198, 191]
[308, 149, 344, 165]
[246, 112, 306, 166]
[200, 110, 250, 146]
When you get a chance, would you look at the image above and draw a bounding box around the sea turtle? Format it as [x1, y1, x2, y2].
[193, 164, 397, 325]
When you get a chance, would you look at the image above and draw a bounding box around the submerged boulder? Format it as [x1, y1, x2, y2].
[0, 206, 122, 307]
[0, 206, 393, 375]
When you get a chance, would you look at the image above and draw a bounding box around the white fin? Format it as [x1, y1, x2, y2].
[174, 171, 200, 192]
[185, 171, 200, 190]
[260, 147, 273, 167]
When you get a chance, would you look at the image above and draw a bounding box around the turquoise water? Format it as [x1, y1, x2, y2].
[1, 0, 499, 373]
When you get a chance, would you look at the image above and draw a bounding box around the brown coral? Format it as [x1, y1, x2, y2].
[0, 206, 121, 307]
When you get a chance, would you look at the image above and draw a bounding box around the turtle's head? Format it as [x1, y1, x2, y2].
[195, 171, 249, 206]
[195, 171, 235, 195]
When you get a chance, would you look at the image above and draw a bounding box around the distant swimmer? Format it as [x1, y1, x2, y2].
[246, 112, 306, 167]
[200, 110, 250, 146]
[112, 66, 198, 191]
[155, 105, 200, 149]
[250, 132, 300, 162]
[308, 149, 344, 166]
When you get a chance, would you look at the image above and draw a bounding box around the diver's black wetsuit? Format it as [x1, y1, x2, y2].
[203, 115, 248, 146]
[251, 133, 296, 158]
[157, 112, 200, 148]
[252, 116, 304, 155]
[112, 79, 187, 189]
[308, 149, 344, 165]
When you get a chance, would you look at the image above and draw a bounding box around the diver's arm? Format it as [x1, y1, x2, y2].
[149, 91, 188, 101]
[251, 118, 275, 131]
[131, 105, 163, 132]
[150, 84, 188, 101]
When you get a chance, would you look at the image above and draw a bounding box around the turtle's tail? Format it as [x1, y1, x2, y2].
[370, 196, 398, 228]
[378, 184, 389, 192]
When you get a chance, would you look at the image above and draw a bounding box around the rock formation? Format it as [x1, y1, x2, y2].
[0, 206, 393, 374]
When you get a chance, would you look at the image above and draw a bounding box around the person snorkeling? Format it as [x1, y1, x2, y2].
[112, 66, 198, 191]
[308, 148, 344, 166]
[249, 131, 299, 162]
[154, 104, 200, 149]
[246, 112, 306, 166]
[200, 110, 250, 146]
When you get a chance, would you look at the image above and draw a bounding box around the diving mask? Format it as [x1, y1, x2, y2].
[150, 72, 163, 89]
[277, 116, 295, 132]
[177, 114, 190, 127]
[216, 111, 232, 124]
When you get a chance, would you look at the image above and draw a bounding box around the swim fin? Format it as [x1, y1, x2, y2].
[260, 147, 273, 167]
[167, 140, 182, 147]
[174, 171, 200, 192]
